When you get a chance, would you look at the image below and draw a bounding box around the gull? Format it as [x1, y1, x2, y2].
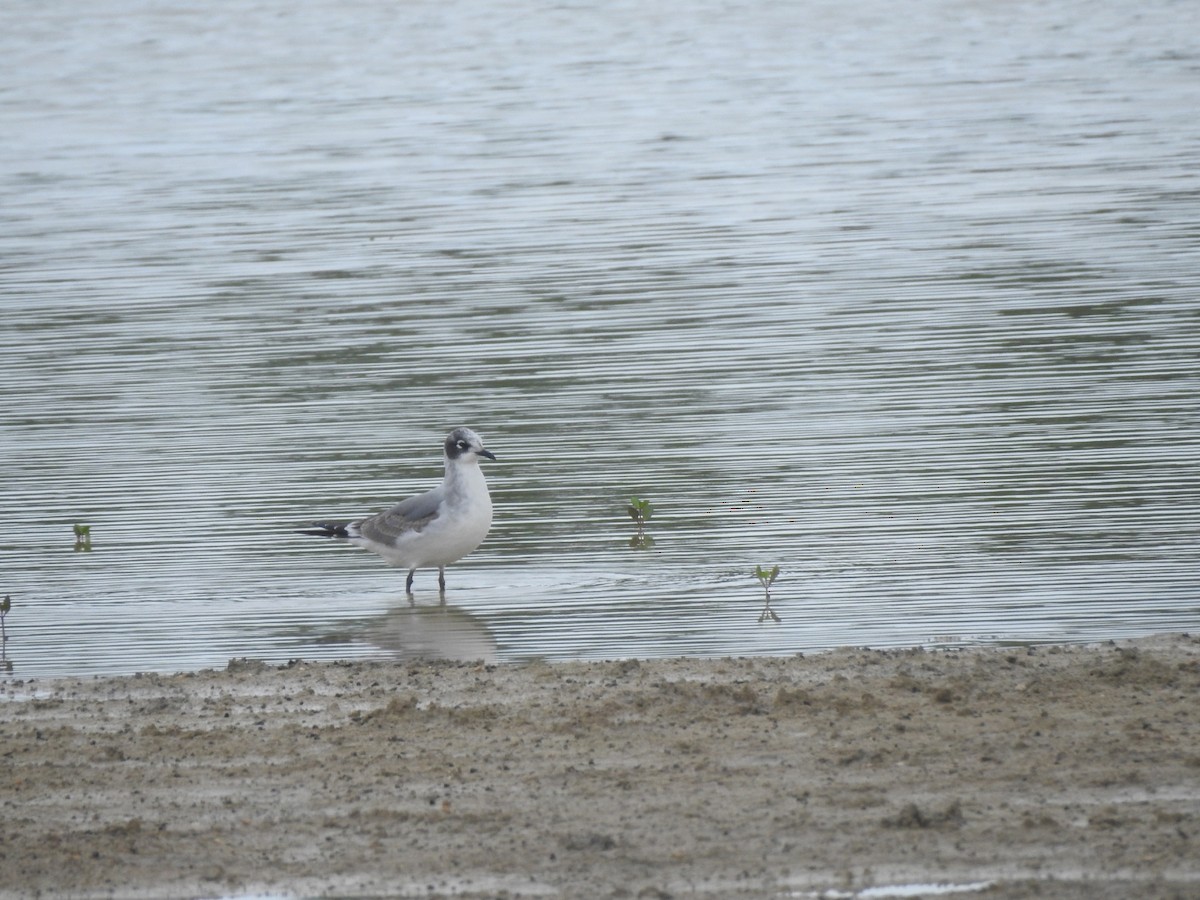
[298, 427, 496, 593]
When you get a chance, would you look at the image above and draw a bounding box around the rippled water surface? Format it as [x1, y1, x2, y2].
[3, 0, 1199, 678]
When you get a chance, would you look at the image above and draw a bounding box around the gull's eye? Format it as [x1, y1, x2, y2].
[457, 440, 470, 450]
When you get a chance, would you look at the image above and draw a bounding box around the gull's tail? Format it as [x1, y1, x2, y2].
[296, 521, 352, 539]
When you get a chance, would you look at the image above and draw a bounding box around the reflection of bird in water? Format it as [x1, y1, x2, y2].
[365, 601, 498, 663]
[298, 428, 496, 593]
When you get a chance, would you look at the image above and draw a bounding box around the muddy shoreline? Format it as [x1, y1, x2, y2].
[3, 635, 1198, 898]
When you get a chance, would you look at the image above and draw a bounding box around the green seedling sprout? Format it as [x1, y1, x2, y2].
[754, 565, 781, 623]
[1, 595, 10, 671]
[627, 497, 653, 533]
[626, 497, 654, 549]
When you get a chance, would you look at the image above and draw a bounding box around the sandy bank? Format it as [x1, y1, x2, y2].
[3, 635, 1198, 899]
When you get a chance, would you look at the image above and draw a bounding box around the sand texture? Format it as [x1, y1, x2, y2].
[2, 635, 1199, 899]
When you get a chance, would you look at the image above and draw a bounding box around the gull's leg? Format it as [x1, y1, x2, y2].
[406, 568, 416, 594]
[437, 567, 446, 593]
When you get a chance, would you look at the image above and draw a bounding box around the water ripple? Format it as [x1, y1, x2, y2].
[2, 0, 1199, 677]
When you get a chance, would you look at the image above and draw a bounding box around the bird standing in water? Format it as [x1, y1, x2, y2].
[298, 427, 496, 593]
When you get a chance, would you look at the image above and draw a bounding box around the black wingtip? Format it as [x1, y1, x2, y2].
[296, 523, 351, 538]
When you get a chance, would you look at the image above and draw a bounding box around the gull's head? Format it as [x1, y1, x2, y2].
[445, 427, 496, 463]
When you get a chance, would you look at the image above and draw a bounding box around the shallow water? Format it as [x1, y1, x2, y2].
[2, 0, 1199, 678]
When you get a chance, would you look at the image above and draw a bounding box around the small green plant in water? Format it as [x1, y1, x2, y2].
[73, 523, 92, 552]
[627, 497, 653, 531]
[626, 497, 654, 549]
[754, 565, 781, 623]
[1, 595, 10, 670]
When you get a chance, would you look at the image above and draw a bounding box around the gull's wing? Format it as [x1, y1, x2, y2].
[354, 487, 444, 546]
